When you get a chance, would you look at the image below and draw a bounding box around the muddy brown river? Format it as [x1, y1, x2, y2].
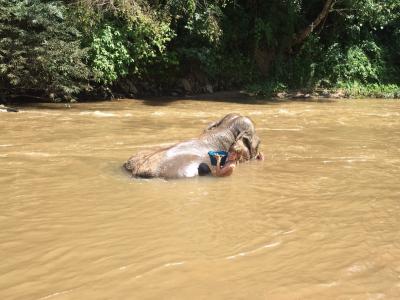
[1, 97, 400, 299]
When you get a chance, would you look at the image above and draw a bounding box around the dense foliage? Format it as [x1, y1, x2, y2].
[0, 0, 90, 99]
[0, 0, 399, 100]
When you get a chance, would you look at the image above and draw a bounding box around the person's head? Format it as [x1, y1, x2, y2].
[228, 144, 243, 161]
[198, 163, 212, 176]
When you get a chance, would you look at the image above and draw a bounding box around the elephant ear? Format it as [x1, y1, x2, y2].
[241, 134, 253, 154]
[235, 131, 245, 141]
[250, 135, 261, 158]
[237, 134, 260, 158]
[235, 131, 252, 143]
[235, 133, 252, 151]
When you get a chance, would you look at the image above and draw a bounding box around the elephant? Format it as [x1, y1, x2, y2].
[123, 113, 262, 179]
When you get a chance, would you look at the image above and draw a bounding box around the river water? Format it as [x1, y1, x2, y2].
[1, 97, 399, 299]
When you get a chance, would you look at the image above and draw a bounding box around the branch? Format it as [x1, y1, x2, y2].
[291, 0, 335, 47]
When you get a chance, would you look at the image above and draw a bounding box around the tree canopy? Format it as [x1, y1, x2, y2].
[0, 0, 399, 100]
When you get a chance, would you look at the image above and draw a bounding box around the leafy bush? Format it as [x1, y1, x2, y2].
[83, 1, 175, 84]
[339, 82, 400, 99]
[246, 81, 287, 97]
[342, 45, 379, 83]
[90, 24, 132, 84]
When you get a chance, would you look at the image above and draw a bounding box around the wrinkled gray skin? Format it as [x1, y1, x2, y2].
[124, 113, 261, 179]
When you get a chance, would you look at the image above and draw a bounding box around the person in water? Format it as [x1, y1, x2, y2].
[198, 145, 243, 177]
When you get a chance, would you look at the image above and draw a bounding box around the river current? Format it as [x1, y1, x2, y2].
[1, 97, 399, 299]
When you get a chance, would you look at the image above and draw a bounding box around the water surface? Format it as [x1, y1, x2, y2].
[1, 98, 399, 299]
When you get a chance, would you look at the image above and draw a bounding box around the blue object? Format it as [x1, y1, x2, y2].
[208, 150, 228, 166]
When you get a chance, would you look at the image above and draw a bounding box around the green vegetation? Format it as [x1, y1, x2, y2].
[0, 0, 399, 101]
[0, 0, 90, 100]
[338, 82, 400, 99]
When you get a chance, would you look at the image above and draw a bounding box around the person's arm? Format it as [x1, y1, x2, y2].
[214, 155, 235, 177]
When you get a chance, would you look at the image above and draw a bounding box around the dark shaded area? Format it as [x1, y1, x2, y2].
[140, 91, 337, 107]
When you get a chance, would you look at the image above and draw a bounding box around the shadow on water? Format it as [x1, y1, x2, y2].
[4, 90, 337, 111]
[140, 91, 337, 106]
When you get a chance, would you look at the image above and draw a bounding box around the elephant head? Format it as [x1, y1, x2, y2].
[205, 113, 261, 160]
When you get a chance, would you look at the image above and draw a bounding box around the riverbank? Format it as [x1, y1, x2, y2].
[2, 81, 400, 106]
[246, 82, 400, 100]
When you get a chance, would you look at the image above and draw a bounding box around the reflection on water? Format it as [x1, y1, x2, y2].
[1, 98, 400, 299]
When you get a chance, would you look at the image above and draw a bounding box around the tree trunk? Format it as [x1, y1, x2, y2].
[291, 0, 334, 47]
[253, 0, 335, 76]
[254, 47, 275, 77]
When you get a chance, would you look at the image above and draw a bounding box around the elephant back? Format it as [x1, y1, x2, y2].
[124, 148, 169, 178]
